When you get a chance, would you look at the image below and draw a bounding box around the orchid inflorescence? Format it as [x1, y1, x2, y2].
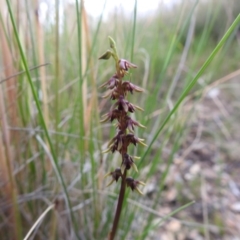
[99, 36, 146, 195]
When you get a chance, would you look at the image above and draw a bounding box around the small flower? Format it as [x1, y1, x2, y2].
[99, 74, 119, 89]
[122, 153, 138, 172]
[124, 134, 147, 147]
[100, 109, 122, 123]
[122, 81, 144, 94]
[124, 116, 146, 132]
[104, 168, 122, 187]
[114, 95, 130, 112]
[101, 89, 120, 100]
[104, 131, 146, 154]
[119, 59, 137, 71]
[105, 132, 147, 153]
[110, 89, 120, 100]
[126, 177, 145, 195]
[112, 95, 144, 113]
[106, 131, 124, 153]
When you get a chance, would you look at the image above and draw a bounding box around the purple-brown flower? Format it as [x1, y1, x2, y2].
[124, 116, 145, 132]
[122, 153, 138, 172]
[104, 132, 147, 154]
[105, 131, 124, 153]
[100, 109, 122, 123]
[99, 74, 119, 89]
[121, 81, 144, 94]
[112, 95, 143, 113]
[105, 168, 123, 187]
[119, 59, 137, 71]
[126, 177, 145, 195]
[124, 134, 147, 147]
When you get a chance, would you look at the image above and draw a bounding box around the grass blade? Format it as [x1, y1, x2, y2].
[139, 13, 240, 167]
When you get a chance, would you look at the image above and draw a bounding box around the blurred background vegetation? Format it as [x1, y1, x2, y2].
[0, 0, 240, 239]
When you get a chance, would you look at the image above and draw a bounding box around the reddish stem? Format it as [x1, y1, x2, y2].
[108, 168, 127, 240]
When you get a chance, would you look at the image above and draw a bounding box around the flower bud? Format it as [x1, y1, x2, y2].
[118, 59, 137, 71]
[99, 50, 112, 60]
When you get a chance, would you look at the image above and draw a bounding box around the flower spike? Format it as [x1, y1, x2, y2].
[99, 37, 146, 238]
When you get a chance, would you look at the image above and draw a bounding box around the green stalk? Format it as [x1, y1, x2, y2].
[75, 0, 85, 173]
[130, 0, 137, 62]
[24, 0, 40, 98]
[55, 0, 60, 155]
[75, 0, 89, 237]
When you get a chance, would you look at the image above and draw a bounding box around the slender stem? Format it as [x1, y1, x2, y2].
[130, 0, 137, 62]
[54, 0, 60, 155]
[109, 169, 127, 240]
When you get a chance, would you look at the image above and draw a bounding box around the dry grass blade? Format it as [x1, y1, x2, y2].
[23, 204, 55, 240]
[0, 63, 50, 84]
[0, 83, 21, 239]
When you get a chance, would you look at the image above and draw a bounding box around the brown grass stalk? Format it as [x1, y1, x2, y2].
[34, 1, 52, 173]
[35, 1, 49, 129]
[0, 84, 22, 240]
[0, 9, 18, 128]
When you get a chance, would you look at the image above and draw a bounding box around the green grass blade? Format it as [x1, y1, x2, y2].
[130, 0, 137, 62]
[138, 200, 195, 239]
[139, 13, 240, 167]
